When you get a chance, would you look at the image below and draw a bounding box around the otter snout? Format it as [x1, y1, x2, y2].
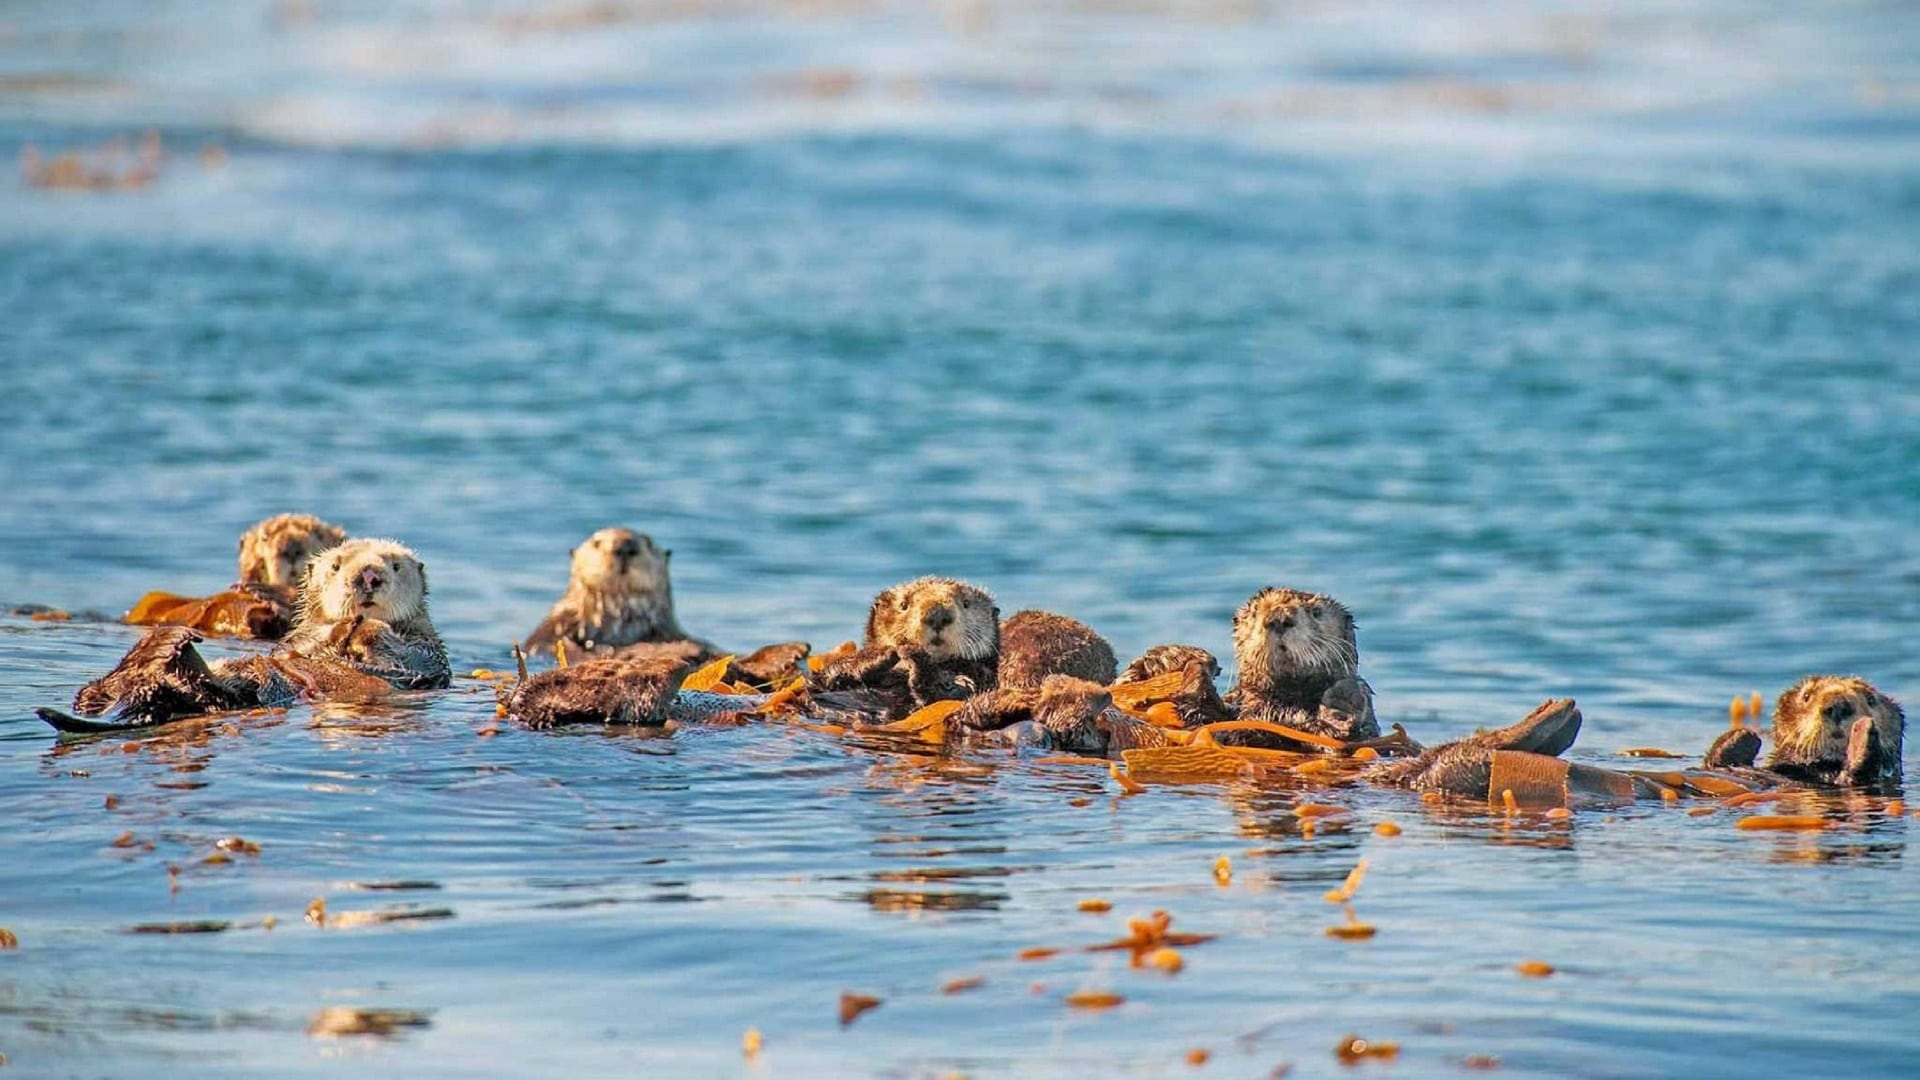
[353, 565, 387, 598]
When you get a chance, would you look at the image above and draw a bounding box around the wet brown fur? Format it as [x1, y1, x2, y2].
[997, 610, 1117, 690]
[812, 577, 1000, 718]
[1224, 587, 1377, 745]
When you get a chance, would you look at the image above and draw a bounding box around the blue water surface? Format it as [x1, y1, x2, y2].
[1, 2, 1917, 1077]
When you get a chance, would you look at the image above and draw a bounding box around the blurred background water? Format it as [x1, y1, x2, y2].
[1, 2, 1916, 1077]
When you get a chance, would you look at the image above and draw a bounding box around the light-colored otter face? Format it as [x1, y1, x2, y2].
[237, 513, 348, 589]
[1770, 675, 1905, 776]
[1233, 587, 1358, 681]
[866, 577, 999, 662]
[304, 539, 428, 625]
[570, 527, 670, 597]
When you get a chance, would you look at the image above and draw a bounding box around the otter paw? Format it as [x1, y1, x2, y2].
[1841, 715, 1888, 786]
[1703, 727, 1762, 770]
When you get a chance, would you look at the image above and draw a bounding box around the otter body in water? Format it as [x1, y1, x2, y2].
[997, 610, 1117, 690]
[523, 528, 715, 658]
[1118, 644, 1233, 729]
[810, 577, 1000, 719]
[522, 528, 807, 686]
[1705, 675, 1904, 787]
[42, 539, 449, 732]
[281, 538, 451, 690]
[1222, 588, 1377, 746]
[126, 513, 349, 640]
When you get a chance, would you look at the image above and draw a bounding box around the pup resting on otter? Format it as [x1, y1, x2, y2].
[41, 539, 450, 732]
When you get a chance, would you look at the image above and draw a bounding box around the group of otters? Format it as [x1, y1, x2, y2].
[34, 513, 1907, 807]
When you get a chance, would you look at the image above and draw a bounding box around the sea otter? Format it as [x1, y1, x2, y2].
[1117, 644, 1234, 729]
[281, 538, 451, 690]
[41, 538, 450, 732]
[996, 610, 1117, 690]
[238, 513, 350, 591]
[809, 576, 1000, 719]
[950, 674, 1181, 755]
[522, 528, 715, 657]
[1223, 588, 1377, 746]
[1704, 675, 1905, 787]
[504, 653, 696, 728]
[520, 527, 807, 686]
[126, 513, 349, 640]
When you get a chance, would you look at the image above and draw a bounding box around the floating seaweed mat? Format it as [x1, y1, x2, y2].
[871, 699, 964, 743]
[1735, 815, 1831, 831]
[1120, 745, 1254, 781]
[755, 677, 809, 714]
[1190, 720, 1346, 751]
[1108, 670, 1189, 714]
[1629, 770, 1755, 798]
[679, 655, 736, 692]
[126, 589, 286, 639]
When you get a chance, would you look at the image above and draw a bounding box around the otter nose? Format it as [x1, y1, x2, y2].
[926, 606, 955, 631]
[355, 566, 386, 592]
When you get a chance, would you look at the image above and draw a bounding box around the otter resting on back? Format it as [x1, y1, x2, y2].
[42, 538, 451, 732]
[1375, 675, 1906, 805]
[281, 538, 451, 689]
[126, 513, 349, 640]
[810, 576, 1000, 719]
[1704, 675, 1905, 787]
[1222, 588, 1378, 747]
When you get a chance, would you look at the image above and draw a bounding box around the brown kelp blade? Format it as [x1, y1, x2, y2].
[679, 654, 736, 692]
[1108, 670, 1190, 713]
[873, 699, 965, 742]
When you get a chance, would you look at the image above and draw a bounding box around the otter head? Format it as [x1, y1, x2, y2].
[1036, 674, 1113, 730]
[237, 513, 348, 589]
[569, 527, 671, 598]
[1232, 587, 1359, 686]
[302, 538, 429, 626]
[1769, 675, 1905, 782]
[865, 576, 1000, 662]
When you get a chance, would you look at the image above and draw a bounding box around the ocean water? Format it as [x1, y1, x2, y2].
[1, 2, 1917, 1076]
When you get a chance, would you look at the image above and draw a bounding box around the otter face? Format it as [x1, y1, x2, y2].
[1770, 675, 1905, 780]
[237, 513, 348, 589]
[1232, 587, 1358, 680]
[570, 527, 670, 596]
[1038, 674, 1113, 727]
[866, 577, 999, 662]
[305, 539, 428, 625]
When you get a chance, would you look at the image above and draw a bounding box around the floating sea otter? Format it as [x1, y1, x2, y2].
[1701, 675, 1904, 788]
[521, 527, 806, 687]
[125, 513, 348, 640]
[39, 538, 450, 732]
[504, 576, 1004, 729]
[807, 576, 1001, 719]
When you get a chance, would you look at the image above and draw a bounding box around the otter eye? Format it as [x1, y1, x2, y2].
[331, 556, 342, 570]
